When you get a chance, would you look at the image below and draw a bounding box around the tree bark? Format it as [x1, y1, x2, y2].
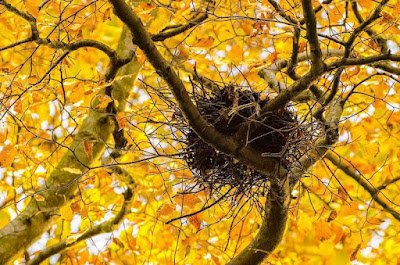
[227, 181, 291, 265]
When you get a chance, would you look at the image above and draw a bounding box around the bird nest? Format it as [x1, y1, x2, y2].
[175, 81, 316, 202]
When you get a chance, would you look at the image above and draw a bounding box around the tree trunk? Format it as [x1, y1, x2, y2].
[0, 27, 140, 264]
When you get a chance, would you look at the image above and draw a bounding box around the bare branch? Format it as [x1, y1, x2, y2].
[301, 0, 324, 70]
[152, 12, 208, 42]
[376, 177, 400, 191]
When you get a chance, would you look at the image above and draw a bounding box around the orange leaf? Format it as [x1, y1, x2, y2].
[337, 186, 348, 201]
[25, 1, 39, 18]
[298, 42, 307, 53]
[269, 51, 279, 64]
[347, 66, 360, 78]
[350, 243, 361, 261]
[192, 36, 214, 48]
[14, 101, 23, 113]
[0, 146, 17, 167]
[116, 113, 127, 129]
[83, 141, 93, 160]
[70, 201, 81, 213]
[173, 194, 201, 208]
[113, 238, 125, 248]
[315, 221, 332, 241]
[381, 11, 394, 22]
[331, 222, 345, 244]
[368, 40, 380, 51]
[327, 210, 337, 222]
[95, 95, 112, 109]
[32, 92, 43, 103]
[157, 203, 175, 217]
[241, 21, 254, 35]
[103, 7, 112, 22]
[189, 215, 201, 230]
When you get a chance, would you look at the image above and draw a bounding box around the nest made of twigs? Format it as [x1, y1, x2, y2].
[175, 81, 316, 202]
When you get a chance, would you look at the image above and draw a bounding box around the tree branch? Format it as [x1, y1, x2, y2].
[301, 0, 324, 70]
[258, 49, 345, 100]
[0, 26, 140, 264]
[328, 54, 400, 69]
[351, 1, 389, 54]
[325, 152, 400, 222]
[108, 0, 285, 182]
[151, 12, 208, 42]
[226, 181, 291, 265]
[27, 188, 133, 265]
[344, 0, 389, 57]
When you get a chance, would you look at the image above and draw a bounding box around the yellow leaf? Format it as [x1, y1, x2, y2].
[60, 204, 74, 221]
[296, 214, 312, 234]
[61, 167, 83, 174]
[86, 189, 100, 202]
[65, 234, 82, 245]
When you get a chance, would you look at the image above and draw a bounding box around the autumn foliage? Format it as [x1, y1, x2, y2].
[1, 0, 400, 264]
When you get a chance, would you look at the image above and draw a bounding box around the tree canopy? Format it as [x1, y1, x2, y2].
[1, 0, 400, 264]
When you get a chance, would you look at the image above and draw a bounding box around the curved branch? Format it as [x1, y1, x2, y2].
[27, 188, 133, 265]
[151, 12, 208, 42]
[226, 181, 291, 265]
[228, 84, 344, 265]
[0, 0, 133, 69]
